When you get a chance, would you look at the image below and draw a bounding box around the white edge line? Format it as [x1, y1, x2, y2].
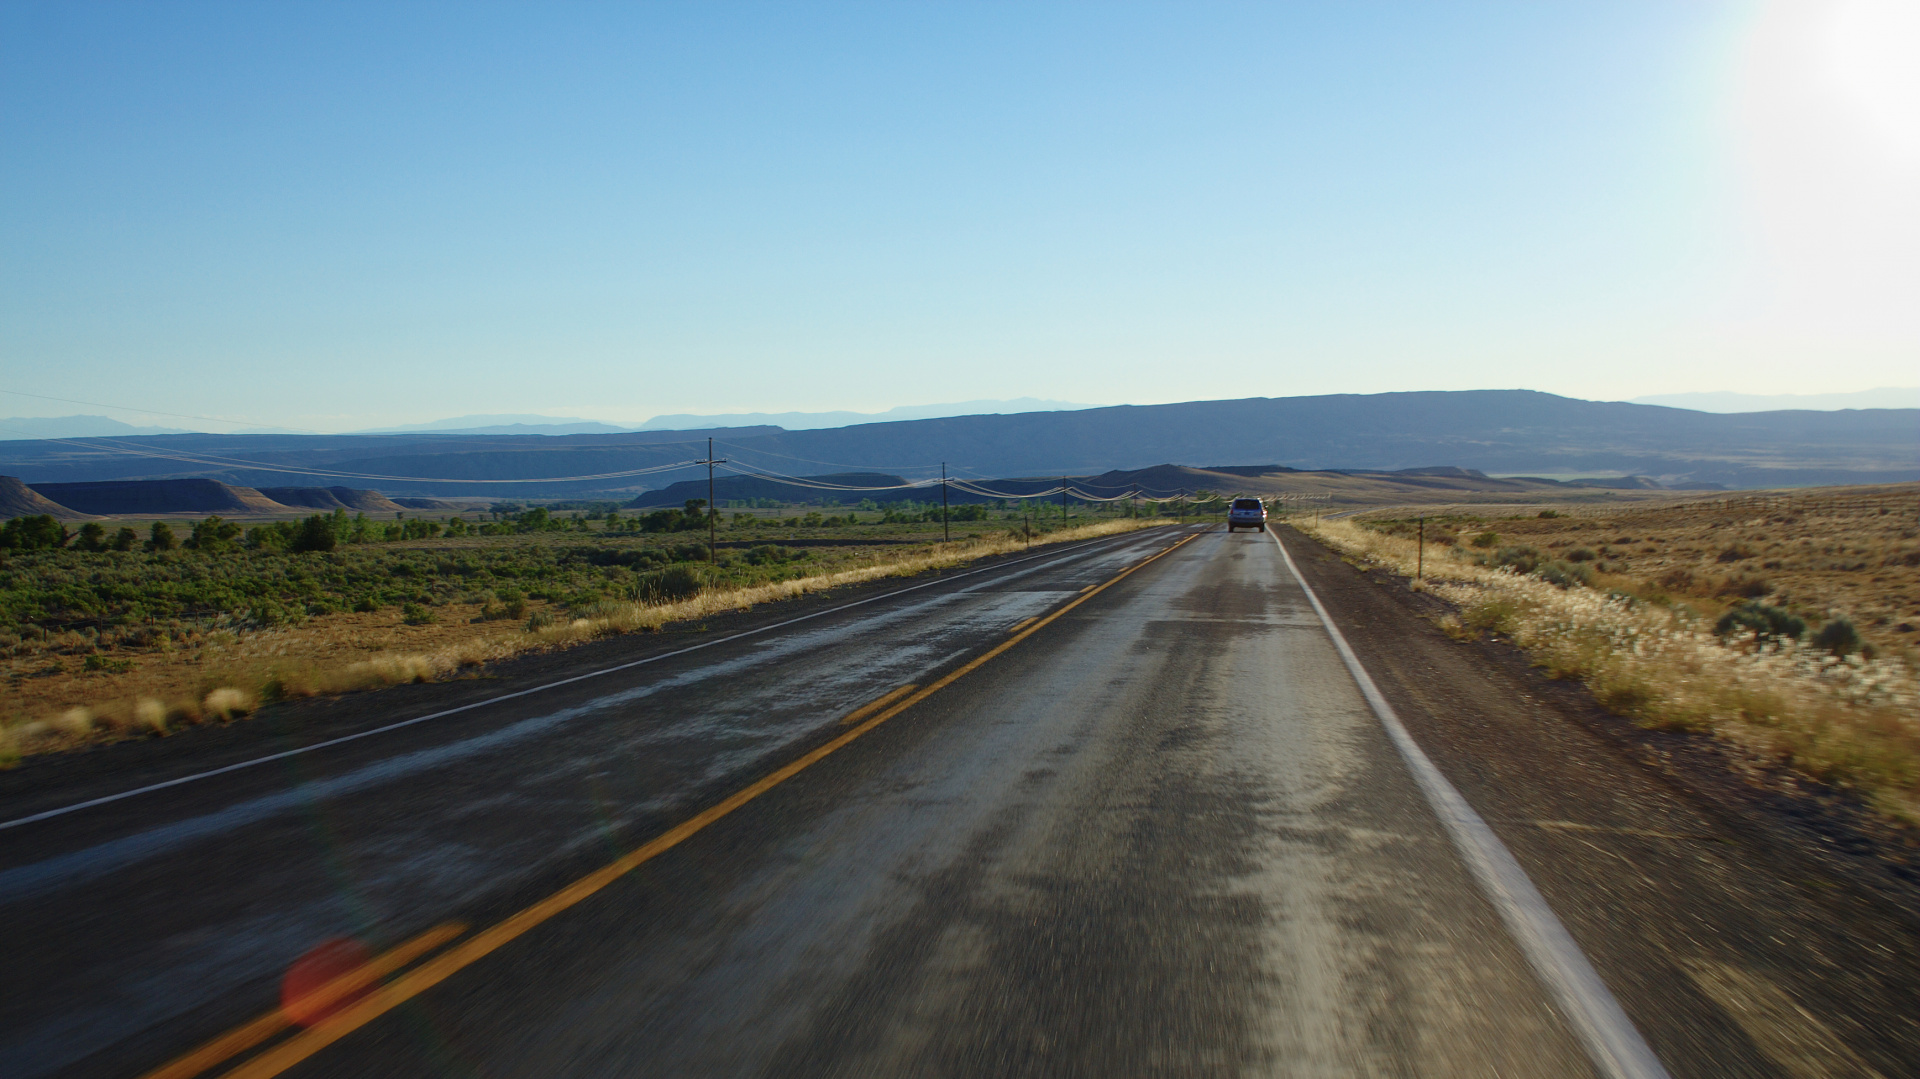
[1266, 527, 1671, 1079]
[0, 526, 1185, 832]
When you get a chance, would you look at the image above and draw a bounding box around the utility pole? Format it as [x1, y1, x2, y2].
[1060, 486, 1068, 525]
[696, 437, 726, 568]
[1417, 516, 1425, 580]
[941, 462, 950, 543]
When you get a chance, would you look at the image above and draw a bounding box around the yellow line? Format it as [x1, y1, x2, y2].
[209, 532, 1201, 1079]
[1006, 617, 1038, 635]
[839, 684, 917, 726]
[139, 922, 466, 1079]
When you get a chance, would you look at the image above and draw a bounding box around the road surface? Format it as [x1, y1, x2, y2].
[1, 524, 1914, 1077]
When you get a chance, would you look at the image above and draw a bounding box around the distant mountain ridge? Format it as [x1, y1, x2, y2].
[0, 391, 1910, 497]
[1628, 388, 1919, 412]
[635, 398, 1097, 431]
[0, 415, 191, 440]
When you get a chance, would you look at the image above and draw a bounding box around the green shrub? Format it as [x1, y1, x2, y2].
[1462, 595, 1519, 635]
[1, 515, 67, 550]
[745, 544, 796, 566]
[1470, 531, 1499, 548]
[185, 516, 242, 552]
[1715, 601, 1806, 643]
[289, 514, 338, 553]
[1536, 560, 1593, 589]
[401, 602, 435, 625]
[636, 564, 704, 603]
[1537, 509, 1560, 519]
[1490, 545, 1544, 574]
[110, 527, 139, 551]
[1565, 547, 1596, 562]
[1812, 618, 1861, 657]
[73, 522, 108, 552]
[146, 521, 178, 551]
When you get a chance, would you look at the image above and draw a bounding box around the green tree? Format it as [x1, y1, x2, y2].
[146, 521, 178, 551]
[185, 515, 242, 552]
[0, 515, 68, 550]
[289, 514, 338, 552]
[110, 526, 139, 551]
[73, 521, 108, 551]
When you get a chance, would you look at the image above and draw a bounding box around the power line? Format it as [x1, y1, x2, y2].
[0, 427, 710, 485]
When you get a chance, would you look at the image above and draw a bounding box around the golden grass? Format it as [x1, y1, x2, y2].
[0, 518, 1165, 762]
[1297, 507, 1920, 822]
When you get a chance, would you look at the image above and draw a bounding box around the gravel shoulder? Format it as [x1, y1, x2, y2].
[1280, 523, 1920, 1077]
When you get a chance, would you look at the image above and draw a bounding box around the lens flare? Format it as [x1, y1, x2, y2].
[280, 938, 375, 1028]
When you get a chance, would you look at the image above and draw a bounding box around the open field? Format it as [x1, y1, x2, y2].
[1295, 483, 1920, 819]
[0, 512, 1164, 762]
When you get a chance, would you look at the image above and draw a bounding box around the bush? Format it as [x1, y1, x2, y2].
[111, 526, 139, 551]
[146, 521, 178, 551]
[73, 522, 108, 552]
[1, 515, 68, 550]
[289, 514, 338, 553]
[401, 602, 436, 625]
[1715, 601, 1806, 644]
[1716, 574, 1771, 599]
[1812, 618, 1862, 657]
[636, 564, 704, 603]
[1716, 544, 1756, 563]
[745, 544, 796, 566]
[1470, 531, 1499, 548]
[1657, 567, 1697, 593]
[1536, 560, 1593, 589]
[1490, 545, 1544, 574]
[1462, 595, 1519, 635]
[1565, 547, 1596, 562]
[185, 516, 242, 552]
[1537, 509, 1560, 519]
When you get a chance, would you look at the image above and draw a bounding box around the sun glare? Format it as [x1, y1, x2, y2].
[1828, 0, 1920, 164]
[1725, 0, 1920, 341]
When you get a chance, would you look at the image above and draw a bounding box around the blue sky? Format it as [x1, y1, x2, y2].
[3, 1, 1915, 432]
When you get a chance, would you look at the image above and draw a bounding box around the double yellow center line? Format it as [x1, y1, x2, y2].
[146, 530, 1201, 1079]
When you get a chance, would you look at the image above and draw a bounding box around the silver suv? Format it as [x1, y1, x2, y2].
[1226, 498, 1268, 532]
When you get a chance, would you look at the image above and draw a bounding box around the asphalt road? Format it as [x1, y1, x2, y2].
[2, 524, 1914, 1078]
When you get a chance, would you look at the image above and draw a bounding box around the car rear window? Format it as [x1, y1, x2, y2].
[1232, 499, 1262, 509]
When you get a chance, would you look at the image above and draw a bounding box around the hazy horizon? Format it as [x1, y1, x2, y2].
[2, 385, 1916, 442]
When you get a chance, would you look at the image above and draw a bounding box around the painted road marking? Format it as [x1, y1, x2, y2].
[163, 533, 1201, 1079]
[1006, 616, 1038, 634]
[1268, 527, 1671, 1079]
[839, 684, 918, 726]
[0, 526, 1176, 833]
[138, 922, 466, 1079]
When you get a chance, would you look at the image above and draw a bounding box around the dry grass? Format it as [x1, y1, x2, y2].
[1297, 493, 1920, 822]
[1402, 484, 1919, 659]
[0, 518, 1163, 763]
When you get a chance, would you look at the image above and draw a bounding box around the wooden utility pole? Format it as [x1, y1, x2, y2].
[696, 437, 726, 567]
[1417, 516, 1425, 580]
[941, 462, 949, 542]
